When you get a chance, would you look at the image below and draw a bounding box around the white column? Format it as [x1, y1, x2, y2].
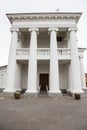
[69, 28, 83, 93]
[79, 56, 86, 89]
[4, 28, 19, 92]
[48, 28, 60, 93]
[67, 33, 72, 92]
[26, 28, 38, 93]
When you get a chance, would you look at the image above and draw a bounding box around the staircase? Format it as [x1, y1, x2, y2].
[38, 91, 48, 96]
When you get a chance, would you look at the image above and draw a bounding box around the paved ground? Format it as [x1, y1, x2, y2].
[0, 93, 87, 130]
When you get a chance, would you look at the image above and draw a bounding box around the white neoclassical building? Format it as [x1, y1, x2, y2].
[4, 12, 86, 96]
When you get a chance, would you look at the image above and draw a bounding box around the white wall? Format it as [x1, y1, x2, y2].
[38, 38, 50, 48]
[15, 62, 22, 91]
[18, 39, 30, 48]
[17, 31, 69, 49]
[18, 32, 30, 48]
[58, 41, 68, 48]
[21, 64, 28, 89]
[59, 64, 68, 90]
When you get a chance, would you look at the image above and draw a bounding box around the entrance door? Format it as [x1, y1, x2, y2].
[39, 74, 49, 91]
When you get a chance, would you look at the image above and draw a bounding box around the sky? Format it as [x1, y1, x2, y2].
[0, 0, 87, 72]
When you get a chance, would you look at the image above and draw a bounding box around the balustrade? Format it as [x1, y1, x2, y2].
[37, 48, 50, 56]
[57, 48, 71, 55]
[16, 48, 29, 55]
[16, 48, 71, 58]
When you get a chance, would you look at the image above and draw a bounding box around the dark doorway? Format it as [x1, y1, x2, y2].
[39, 74, 49, 92]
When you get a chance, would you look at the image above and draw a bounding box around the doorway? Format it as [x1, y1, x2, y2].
[39, 74, 49, 93]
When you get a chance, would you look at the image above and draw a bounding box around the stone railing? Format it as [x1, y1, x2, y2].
[37, 48, 50, 56]
[57, 48, 71, 55]
[16, 48, 30, 55]
[16, 48, 71, 58]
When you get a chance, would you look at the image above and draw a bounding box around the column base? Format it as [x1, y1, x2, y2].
[82, 87, 87, 90]
[26, 89, 38, 93]
[81, 88, 87, 98]
[48, 89, 61, 93]
[67, 88, 72, 92]
[15, 88, 22, 91]
[71, 89, 84, 94]
[25, 92, 38, 97]
[48, 90, 61, 97]
[26, 90, 38, 97]
[4, 89, 15, 93]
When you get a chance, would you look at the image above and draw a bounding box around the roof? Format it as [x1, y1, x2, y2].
[6, 12, 82, 15]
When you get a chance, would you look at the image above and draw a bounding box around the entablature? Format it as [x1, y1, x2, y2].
[11, 20, 77, 29]
[6, 12, 82, 30]
[7, 12, 82, 24]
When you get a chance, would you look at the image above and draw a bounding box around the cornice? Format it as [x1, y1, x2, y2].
[6, 13, 81, 24]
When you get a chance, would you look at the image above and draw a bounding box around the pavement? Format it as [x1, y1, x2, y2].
[0, 93, 87, 130]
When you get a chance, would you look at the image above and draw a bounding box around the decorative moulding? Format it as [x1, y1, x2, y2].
[6, 12, 82, 24]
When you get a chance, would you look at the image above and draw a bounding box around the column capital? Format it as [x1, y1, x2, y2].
[68, 27, 78, 32]
[48, 27, 59, 32]
[10, 28, 19, 33]
[28, 28, 39, 32]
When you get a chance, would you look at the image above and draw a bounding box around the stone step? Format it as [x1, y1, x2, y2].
[81, 88, 87, 98]
[38, 91, 48, 96]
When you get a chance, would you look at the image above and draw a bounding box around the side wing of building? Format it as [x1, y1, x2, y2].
[0, 65, 7, 90]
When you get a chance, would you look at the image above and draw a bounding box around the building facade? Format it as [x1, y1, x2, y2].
[4, 12, 86, 95]
[0, 65, 7, 90]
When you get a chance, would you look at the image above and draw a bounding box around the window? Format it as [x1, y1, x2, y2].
[57, 36, 62, 42]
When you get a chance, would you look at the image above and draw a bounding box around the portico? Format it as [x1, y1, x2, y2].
[4, 12, 86, 96]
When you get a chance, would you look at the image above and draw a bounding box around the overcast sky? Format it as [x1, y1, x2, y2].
[0, 0, 87, 72]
